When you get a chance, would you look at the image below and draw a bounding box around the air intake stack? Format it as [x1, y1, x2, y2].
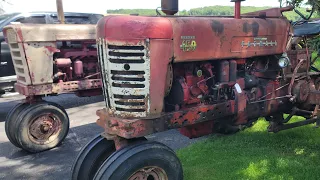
[231, 0, 245, 19]
[161, 0, 179, 15]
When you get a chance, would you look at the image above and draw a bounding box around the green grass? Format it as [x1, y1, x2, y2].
[177, 117, 320, 180]
[312, 52, 320, 69]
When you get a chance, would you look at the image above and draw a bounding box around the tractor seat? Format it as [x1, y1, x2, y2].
[293, 20, 320, 37]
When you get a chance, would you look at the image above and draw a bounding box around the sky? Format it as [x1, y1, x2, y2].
[2, 0, 282, 14]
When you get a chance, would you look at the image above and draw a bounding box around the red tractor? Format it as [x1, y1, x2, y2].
[72, 0, 320, 179]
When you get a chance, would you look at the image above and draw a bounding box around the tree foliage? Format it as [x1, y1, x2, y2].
[108, 6, 316, 21]
[282, 0, 320, 52]
[281, 0, 320, 16]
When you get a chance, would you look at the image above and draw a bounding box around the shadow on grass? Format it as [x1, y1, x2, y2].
[177, 118, 320, 180]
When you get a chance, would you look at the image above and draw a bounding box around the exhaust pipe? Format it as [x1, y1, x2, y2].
[161, 0, 178, 15]
[56, 0, 65, 24]
[231, 0, 245, 19]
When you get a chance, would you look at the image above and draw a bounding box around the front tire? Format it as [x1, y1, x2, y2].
[94, 141, 183, 180]
[71, 135, 116, 180]
[72, 135, 148, 180]
[5, 103, 29, 148]
[15, 102, 69, 153]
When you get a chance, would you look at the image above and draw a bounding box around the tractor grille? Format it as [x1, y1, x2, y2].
[97, 39, 150, 118]
[97, 39, 110, 109]
[6, 28, 31, 85]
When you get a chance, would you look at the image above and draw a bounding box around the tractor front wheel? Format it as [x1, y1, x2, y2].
[5, 103, 29, 148]
[71, 135, 116, 180]
[93, 141, 183, 180]
[72, 135, 148, 180]
[15, 102, 69, 153]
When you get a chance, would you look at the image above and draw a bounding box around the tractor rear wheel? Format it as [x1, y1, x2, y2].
[15, 102, 69, 153]
[93, 141, 183, 180]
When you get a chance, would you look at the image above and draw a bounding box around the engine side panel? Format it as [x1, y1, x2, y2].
[169, 17, 291, 62]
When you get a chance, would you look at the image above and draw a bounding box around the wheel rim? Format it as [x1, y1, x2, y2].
[128, 166, 168, 180]
[28, 113, 62, 145]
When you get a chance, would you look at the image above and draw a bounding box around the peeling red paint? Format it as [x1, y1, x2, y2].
[45, 46, 60, 53]
[15, 79, 102, 96]
[16, 27, 23, 42]
[96, 102, 235, 139]
[31, 72, 35, 81]
[26, 56, 31, 63]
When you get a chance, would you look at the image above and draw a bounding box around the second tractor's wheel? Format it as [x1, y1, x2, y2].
[94, 141, 183, 180]
[71, 135, 116, 180]
[15, 102, 70, 153]
[5, 103, 29, 148]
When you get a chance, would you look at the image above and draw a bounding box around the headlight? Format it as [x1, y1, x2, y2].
[278, 53, 290, 68]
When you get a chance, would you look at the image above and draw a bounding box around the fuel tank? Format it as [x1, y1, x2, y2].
[97, 15, 291, 62]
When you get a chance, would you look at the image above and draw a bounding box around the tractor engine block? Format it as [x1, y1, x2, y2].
[166, 62, 237, 111]
[166, 56, 291, 138]
[53, 42, 99, 82]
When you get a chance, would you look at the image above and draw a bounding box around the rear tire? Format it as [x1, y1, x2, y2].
[94, 141, 183, 180]
[15, 102, 69, 153]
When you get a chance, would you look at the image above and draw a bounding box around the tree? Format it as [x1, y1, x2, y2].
[283, 0, 320, 56]
[281, 0, 320, 16]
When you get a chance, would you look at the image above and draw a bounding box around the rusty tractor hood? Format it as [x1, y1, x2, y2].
[3, 24, 96, 43]
[97, 15, 292, 61]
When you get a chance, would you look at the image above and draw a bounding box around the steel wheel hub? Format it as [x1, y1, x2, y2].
[29, 113, 62, 145]
[129, 166, 168, 180]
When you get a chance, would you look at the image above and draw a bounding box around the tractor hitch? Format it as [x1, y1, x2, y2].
[268, 117, 320, 133]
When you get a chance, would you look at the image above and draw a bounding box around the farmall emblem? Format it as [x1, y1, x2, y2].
[241, 37, 277, 48]
[180, 36, 197, 52]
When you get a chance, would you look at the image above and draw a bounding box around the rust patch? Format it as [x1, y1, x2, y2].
[16, 27, 23, 42]
[211, 20, 224, 35]
[219, 35, 227, 48]
[31, 72, 35, 81]
[45, 46, 60, 53]
[14, 79, 102, 96]
[96, 102, 235, 139]
[26, 56, 30, 63]
[243, 22, 260, 37]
